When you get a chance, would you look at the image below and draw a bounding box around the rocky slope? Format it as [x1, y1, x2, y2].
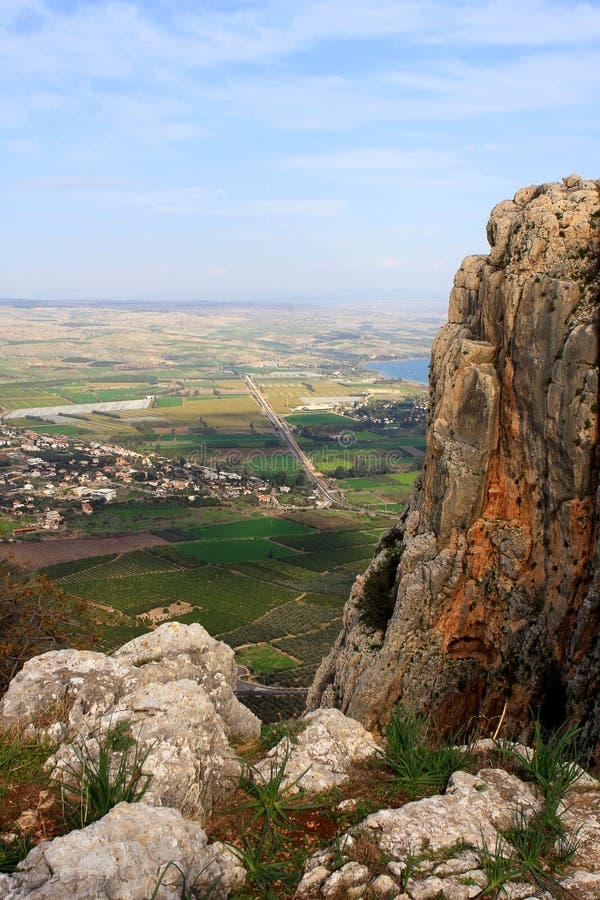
[309, 175, 600, 764]
[1, 624, 599, 898]
[0, 621, 261, 823]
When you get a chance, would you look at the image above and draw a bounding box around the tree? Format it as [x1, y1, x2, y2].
[0, 560, 98, 693]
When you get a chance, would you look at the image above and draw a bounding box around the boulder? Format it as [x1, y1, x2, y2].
[255, 708, 379, 794]
[0, 802, 244, 899]
[0, 623, 261, 821]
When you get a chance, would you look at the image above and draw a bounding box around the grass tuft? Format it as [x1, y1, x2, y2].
[379, 704, 475, 798]
[57, 722, 152, 829]
[235, 743, 311, 846]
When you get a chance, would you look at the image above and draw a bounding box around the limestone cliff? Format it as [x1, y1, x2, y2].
[308, 175, 600, 763]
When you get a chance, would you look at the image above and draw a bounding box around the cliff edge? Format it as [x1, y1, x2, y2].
[308, 175, 600, 764]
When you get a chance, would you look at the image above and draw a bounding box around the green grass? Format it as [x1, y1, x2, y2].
[337, 473, 418, 491]
[0, 729, 53, 800]
[388, 471, 421, 485]
[236, 644, 298, 673]
[380, 705, 475, 799]
[0, 518, 15, 536]
[58, 723, 152, 830]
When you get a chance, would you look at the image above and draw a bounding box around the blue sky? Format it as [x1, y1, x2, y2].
[1, 0, 599, 309]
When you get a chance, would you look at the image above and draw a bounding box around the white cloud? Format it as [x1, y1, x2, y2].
[5, 176, 140, 190]
[248, 199, 347, 218]
[377, 257, 403, 268]
[451, 0, 600, 46]
[284, 147, 459, 172]
[1, 0, 598, 146]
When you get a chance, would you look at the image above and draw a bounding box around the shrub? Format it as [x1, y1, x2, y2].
[0, 560, 98, 692]
[358, 543, 402, 630]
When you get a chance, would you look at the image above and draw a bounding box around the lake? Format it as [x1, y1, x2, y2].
[364, 357, 430, 384]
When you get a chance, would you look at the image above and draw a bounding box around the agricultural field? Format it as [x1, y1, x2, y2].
[37, 508, 386, 686]
[0, 533, 168, 567]
[0, 301, 429, 517]
[169, 517, 314, 540]
[236, 644, 298, 673]
[0, 299, 434, 698]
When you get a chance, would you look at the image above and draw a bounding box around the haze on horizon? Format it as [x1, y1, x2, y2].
[1, 0, 599, 310]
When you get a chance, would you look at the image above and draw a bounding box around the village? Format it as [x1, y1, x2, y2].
[0, 426, 301, 539]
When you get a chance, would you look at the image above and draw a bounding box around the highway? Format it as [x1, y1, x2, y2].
[241, 374, 340, 505]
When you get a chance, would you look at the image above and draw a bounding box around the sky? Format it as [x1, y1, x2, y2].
[1, 0, 599, 309]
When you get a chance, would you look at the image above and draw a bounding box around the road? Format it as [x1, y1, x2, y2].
[242, 374, 340, 505]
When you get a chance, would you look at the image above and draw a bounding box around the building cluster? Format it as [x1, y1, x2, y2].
[0, 427, 286, 539]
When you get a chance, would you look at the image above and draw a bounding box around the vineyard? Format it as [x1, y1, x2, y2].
[57, 562, 299, 632]
[289, 545, 375, 570]
[275, 529, 378, 553]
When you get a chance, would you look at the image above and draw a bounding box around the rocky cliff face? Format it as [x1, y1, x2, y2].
[309, 175, 600, 763]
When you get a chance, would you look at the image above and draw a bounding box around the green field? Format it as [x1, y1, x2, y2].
[286, 413, 359, 427]
[60, 391, 100, 403]
[236, 644, 298, 673]
[29, 424, 83, 435]
[47, 511, 382, 683]
[175, 517, 314, 540]
[173, 538, 296, 564]
[95, 388, 146, 401]
[0, 300, 431, 689]
[246, 453, 299, 475]
[153, 396, 183, 407]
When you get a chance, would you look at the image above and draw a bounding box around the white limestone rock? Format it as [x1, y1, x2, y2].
[112, 621, 259, 740]
[0, 650, 134, 734]
[256, 708, 379, 794]
[0, 623, 261, 823]
[1, 802, 244, 899]
[51, 678, 240, 821]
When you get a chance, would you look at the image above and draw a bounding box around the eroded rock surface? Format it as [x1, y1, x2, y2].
[256, 708, 379, 794]
[294, 767, 600, 899]
[0, 802, 244, 900]
[0, 622, 260, 820]
[308, 176, 600, 764]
